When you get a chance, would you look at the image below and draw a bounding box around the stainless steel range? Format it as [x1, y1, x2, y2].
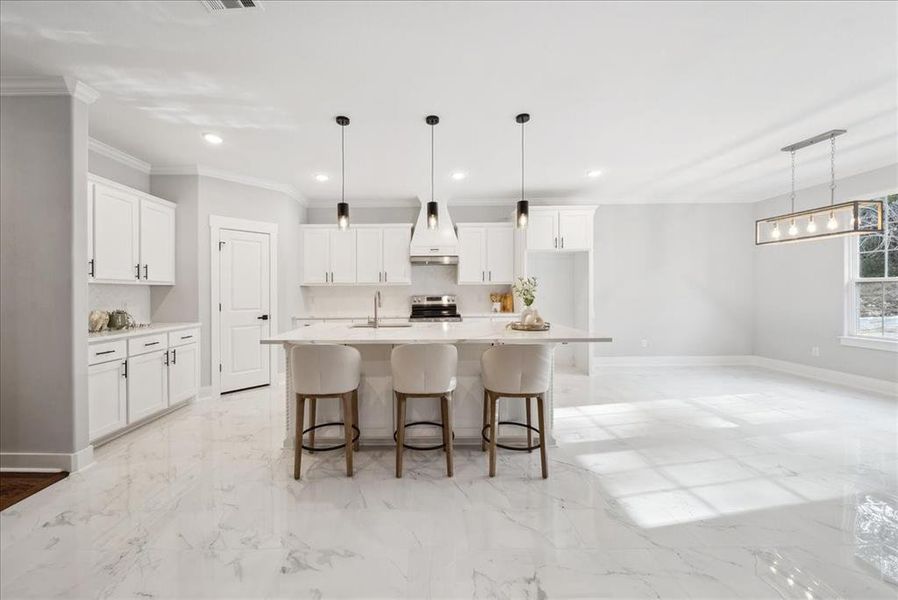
[409, 295, 462, 322]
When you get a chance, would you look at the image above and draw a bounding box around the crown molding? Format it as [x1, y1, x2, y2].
[151, 164, 306, 204]
[0, 76, 99, 104]
[88, 138, 152, 174]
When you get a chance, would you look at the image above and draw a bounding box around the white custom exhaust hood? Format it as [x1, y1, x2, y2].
[409, 197, 458, 264]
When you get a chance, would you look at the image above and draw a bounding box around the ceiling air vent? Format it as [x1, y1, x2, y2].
[200, 0, 262, 12]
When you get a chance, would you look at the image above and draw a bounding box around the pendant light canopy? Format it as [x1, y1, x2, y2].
[336, 115, 350, 230]
[426, 115, 440, 229]
[756, 129, 883, 245]
[516, 113, 530, 229]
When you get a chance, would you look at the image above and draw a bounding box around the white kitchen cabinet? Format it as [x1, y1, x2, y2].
[457, 224, 514, 284]
[139, 198, 175, 284]
[88, 175, 176, 285]
[526, 208, 594, 251]
[88, 359, 127, 441]
[329, 228, 357, 283]
[381, 225, 411, 284]
[302, 228, 330, 284]
[301, 225, 411, 286]
[127, 349, 169, 423]
[168, 342, 199, 405]
[355, 228, 383, 284]
[92, 180, 140, 281]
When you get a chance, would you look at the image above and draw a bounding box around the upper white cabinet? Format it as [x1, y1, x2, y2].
[301, 224, 411, 286]
[88, 174, 175, 285]
[457, 223, 514, 285]
[526, 207, 594, 251]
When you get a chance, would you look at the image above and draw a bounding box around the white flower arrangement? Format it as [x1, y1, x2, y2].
[512, 276, 538, 307]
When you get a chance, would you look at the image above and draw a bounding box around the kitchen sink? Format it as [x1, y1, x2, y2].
[349, 322, 413, 328]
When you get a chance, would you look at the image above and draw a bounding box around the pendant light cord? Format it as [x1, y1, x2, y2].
[830, 135, 836, 207]
[789, 150, 795, 213]
[341, 125, 345, 203]
[521, 120, 525, 202]
[431, 124, 435, 203]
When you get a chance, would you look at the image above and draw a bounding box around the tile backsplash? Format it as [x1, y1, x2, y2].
[89, 284, 151, 323]
[301, 265, 511, 318]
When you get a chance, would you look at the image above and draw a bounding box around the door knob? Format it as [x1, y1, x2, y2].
[257, 314, 269, 320]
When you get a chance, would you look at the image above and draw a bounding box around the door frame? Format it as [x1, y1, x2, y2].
[210, 215, 279, 396]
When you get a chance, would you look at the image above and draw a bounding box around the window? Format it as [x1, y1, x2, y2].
[848, 193, 897, 341]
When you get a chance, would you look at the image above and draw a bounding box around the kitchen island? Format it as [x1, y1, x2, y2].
[262, 320, 611, 448]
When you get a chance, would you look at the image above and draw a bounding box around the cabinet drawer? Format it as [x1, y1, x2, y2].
[88, 340, 127, 365]
[169, 328, 200, 348]
[128, 333, 168, 356]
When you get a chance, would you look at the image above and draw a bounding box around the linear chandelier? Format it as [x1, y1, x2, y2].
[755, 129, 883, 245]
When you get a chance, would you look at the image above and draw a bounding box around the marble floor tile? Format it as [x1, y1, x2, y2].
[1, 366, 896, 599]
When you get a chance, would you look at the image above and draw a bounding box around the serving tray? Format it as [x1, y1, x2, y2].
[507, 321, 551, 332]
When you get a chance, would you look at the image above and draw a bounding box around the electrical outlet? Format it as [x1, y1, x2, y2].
[641, 339, 648, 348]
[811, 346, 820, 357]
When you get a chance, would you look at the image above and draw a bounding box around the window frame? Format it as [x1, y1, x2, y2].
[842, 190, 898, 351]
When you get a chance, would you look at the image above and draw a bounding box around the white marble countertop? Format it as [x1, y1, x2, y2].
[264, 320, 611, 345]
[88, 322, 200, 342]
[292, 312, 518, 320]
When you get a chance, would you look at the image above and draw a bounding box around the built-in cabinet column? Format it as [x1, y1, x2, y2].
[525, 207, 594, 251]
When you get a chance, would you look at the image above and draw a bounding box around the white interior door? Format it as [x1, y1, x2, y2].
[382, 226, 411, 284]
[457, 227, 486, 284]
[526, 210, 558, 251]
[220, 228, 271, 393]
[355, 228, 383, 284]
[93, 183, 140, 281]
[139, 198, 175, 283]
[486, 226, 514, 283]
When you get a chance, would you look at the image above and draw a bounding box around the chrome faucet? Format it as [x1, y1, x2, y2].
[369, 291, 382, 328]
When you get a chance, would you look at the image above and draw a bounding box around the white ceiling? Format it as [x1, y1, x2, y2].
[1, 1, 896, 206]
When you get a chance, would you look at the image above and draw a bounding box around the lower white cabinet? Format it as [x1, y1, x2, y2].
[88, 359, 127, 441]
[127, 350, 169, 423]
[168, 342, 200, 405]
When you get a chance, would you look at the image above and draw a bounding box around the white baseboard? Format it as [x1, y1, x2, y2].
[747, 356, 898, 398]
[591, 355, 753, 369]
[0, 445, 94, 473]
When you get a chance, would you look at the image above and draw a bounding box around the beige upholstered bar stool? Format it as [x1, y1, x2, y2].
[391, 344, 458, 478]
[481, 344, 551, 479]
[290, 344, 361, 480]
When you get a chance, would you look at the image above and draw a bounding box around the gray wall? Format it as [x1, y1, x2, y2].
[88, 149, 149, 192]
[593, 203, 756, 357]
[752, 164, 898, 381]
[1, 94, 90, 458]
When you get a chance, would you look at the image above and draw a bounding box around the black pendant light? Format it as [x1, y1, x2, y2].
[336, 115, 350, 230]
[426, 115, 440, 229]
[516, 113, 530, 228]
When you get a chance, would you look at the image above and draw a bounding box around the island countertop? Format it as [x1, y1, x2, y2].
[262, 320, 612, 345]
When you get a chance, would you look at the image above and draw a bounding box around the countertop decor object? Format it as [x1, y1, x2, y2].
[513, 276, 541, 324]
[88, 310, 109, 333]
[107, 309, 135, 330]
[508, 321, 550, 332]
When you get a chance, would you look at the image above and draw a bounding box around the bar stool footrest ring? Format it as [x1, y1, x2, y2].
[482, 421, 541, 452]
[393, 421, 455, 451]
[301, 422, 360, 452]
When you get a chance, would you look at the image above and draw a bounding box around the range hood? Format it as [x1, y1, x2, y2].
[409, 197, 458, 264]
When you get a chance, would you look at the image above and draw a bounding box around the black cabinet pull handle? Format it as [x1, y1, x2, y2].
[172, 349, 177, 365]
[143, 264, 148, 279]
[89, 259, 95, 277]
[144, 341, 160, 346]
[96, 349, 115, 356]
[180, 335, 193, 340]
[135, 264, 141, 279]
[164, 350, 169, 366]
[257, 314, 269, 320]
[122, 361, 128, 378]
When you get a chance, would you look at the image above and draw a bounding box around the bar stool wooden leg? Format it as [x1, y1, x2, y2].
[396, 392, 406, 478]
[444, 394, 454, 477]
[488, 392, 499, 477]
[440, 395, 449, 453]
[526, 396, 533, 453]
[308, 397, 317, 452]
[481, 389, 488, 452]
[294, 394, 305, 480]
[536, 393, 548, 479]
[351, 389, 360, 451]
[342, 392, 354, 477]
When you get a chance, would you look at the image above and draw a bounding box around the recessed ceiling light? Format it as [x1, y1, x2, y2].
[315, 174, 329, 182]
[586, 169, 603, 178]
[451, 172, 467, 181]
[203, 132, 223, 145]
